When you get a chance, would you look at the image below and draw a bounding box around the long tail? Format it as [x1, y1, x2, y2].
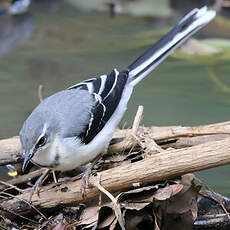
[127, 6, 216, 87]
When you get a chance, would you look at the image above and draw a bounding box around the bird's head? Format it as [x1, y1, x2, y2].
[19, 108, 59, 172]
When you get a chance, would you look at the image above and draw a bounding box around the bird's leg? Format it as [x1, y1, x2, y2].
[81, 162, 92, 196]
[81, 154, 102, 197]
[27, 168, 51, 202]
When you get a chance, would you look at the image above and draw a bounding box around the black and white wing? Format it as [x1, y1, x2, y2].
[68, 69, 129, 144]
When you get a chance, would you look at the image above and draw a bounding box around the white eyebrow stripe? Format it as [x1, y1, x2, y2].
[42, 123, 47, 135]
[35, 123, 47, 146]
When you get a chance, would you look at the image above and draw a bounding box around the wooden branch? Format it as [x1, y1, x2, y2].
[151, 121, 230, 139]
[0, 137, 22, 166]
[109, 121, 230, 153]
[162, 134, 230, 149]
[2, 137, 230, 217]
[132, 105, 143, 134]
[1, 121, 230, 166]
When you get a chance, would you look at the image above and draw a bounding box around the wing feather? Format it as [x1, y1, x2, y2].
[68, 69, 129, 144]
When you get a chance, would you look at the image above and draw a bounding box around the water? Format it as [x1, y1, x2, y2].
[1, 2, 230, 196]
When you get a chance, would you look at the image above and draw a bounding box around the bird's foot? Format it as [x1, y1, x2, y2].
[27, 168, 51, 202]
[80, 153, 104, 197]
[80, 163, 92, 198]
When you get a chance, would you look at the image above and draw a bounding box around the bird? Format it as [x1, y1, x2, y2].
[20, 7, 215, 191]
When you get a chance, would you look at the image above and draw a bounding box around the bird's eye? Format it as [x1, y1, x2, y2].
[35, 136, 46, 149]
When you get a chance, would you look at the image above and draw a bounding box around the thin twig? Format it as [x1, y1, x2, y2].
[38, 85, 44, 102]
[0, 180, 24, 193]
[0, 198, 38, 224]
[37, 217, 53, 230]
[132, 105, 144, 135]
[109, 105, 144, 156]
[195, 176, 230, 219]
[52, 170, 57, 184]
[143, 136, 163, 153]
[130, 133, 145, 149]
[131, 105, 162, 153]
[1, 192, 47, 220]
[95, 174, 126, 230]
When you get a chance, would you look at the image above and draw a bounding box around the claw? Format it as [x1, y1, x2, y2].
[80, 154, 103, 198]
[27, 168, 51, 203]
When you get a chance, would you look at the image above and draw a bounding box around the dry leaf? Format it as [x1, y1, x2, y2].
[153, 174, 200, 230]
[153, 184, 183, 200]
[121, 202, 150, 211]
[78, 206, 98, 226]
[50, 223, 69, 230]
[97, 206, 115, 229]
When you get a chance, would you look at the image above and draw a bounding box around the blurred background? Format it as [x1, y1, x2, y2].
[0, 0, 230, 195]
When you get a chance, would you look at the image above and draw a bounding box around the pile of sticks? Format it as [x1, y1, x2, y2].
[0, 106, 230, 229]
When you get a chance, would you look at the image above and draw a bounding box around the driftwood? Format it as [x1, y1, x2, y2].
[1, 105, 230, 229]
[110, 121, 230, 153]
[1, 121, 230, 166]
[0, 136, 22, 166]
[1, 135, 230, 217]
[0, 123, 230, 197]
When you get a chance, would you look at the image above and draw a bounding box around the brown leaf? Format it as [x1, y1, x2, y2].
[109, 218, 118, 230]
[121, 202, 150, 211]
[153, 184, 184, 201]
[78, 206, 98, 226]
[98, 214, 115, 229]
[97, 206, 116, 229]
[181, 174, 195, 186]
[153, 174, 200, 230]
[50, 223, 69, 230]
[118, 183, 166, 203]
[167, 185, 199, 218]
